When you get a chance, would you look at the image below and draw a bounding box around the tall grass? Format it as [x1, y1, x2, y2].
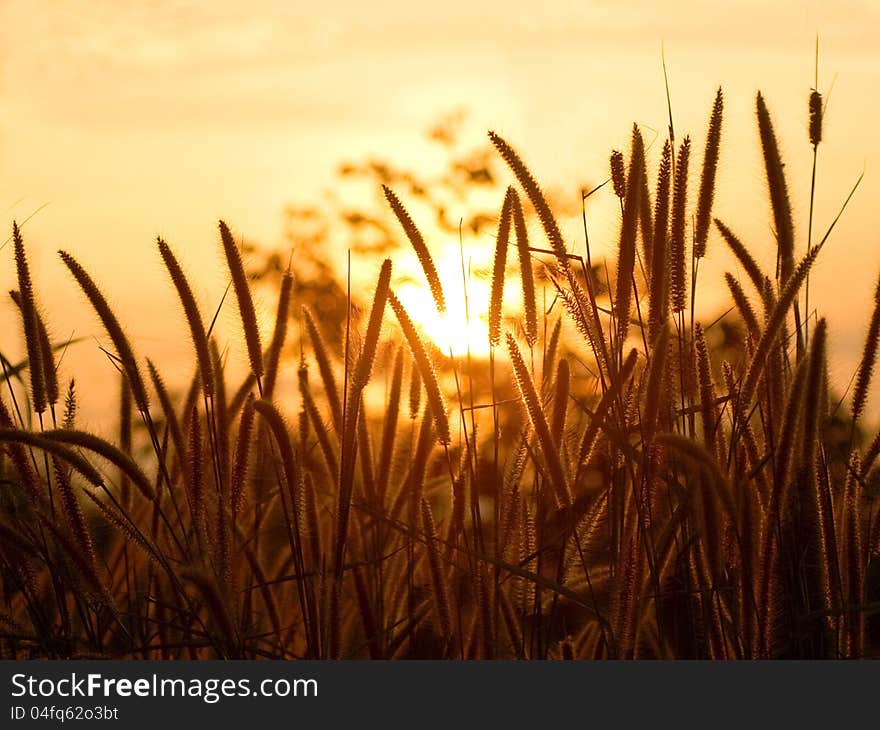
[0, 83, 874, 660]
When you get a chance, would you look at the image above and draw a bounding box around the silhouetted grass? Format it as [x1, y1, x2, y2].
[0, 83, 874, 660]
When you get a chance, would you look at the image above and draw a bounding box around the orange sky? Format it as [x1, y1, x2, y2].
[1, 1, 878, 426]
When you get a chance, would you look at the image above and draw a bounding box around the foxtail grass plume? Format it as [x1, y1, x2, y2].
[158, 238, 213, 398]
[694, 87, 723, 258]
[421, 497, 452, 638]
[738, 241, 825, 414]
[613, 125, 645, 349]
[851, 274, 880, 426]
[146, 360, 186, 470]
[637, 139, 654, 273]
[489, 187, 515, 346]
[489, 131, 569, 270]
[809, 89, 823, 147]
[801, 318, 828, 470]
[263, 268, 294, 399]
[9, 289, 57, 411]
[62, 378, 76, 429]
[408, 356, 422, 420]
[756, 92, 795, 284]
[724, 273, 760, 340]
[383, 186, 446, 314]
[714, 219, 766, 297]
[186, 403, 205, 542]
[218, 220, 263, 380]
[350, 259, 391, 391]
[506, 332, 570, 508]
[670, 137, 691, 314]
[376, 347, 404, 505]
[230, 392, 255, 519]
[551, 357, 569, 447]
[302, 306, 343, 432]
[58, 250, 150, 412]
[510, 189, 538, 347]
[389, 292, 450, 445]
[610, 150, 626, 200]
[694, 323, 720, 457]
[13, 223, 46, 414]
[45, 429, 156, 502]
[648, 140, 672, 341]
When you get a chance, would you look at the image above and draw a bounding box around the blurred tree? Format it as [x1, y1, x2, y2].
[248, 110, 584, 346]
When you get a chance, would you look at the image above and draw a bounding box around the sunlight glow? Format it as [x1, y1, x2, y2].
[395, 245, 501, 359]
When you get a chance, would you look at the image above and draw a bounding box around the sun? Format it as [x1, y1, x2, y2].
[394, 245, 496, 359]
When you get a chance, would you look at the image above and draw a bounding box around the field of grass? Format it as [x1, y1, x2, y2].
[0, 81, 876, 659]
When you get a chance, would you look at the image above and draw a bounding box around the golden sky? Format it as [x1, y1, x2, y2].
[1, 1, 878, 424]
